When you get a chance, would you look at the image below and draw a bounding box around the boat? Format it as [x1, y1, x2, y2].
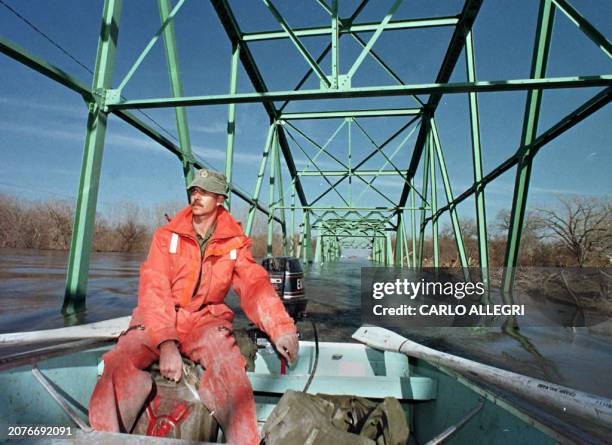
[2, 320, 611, 444]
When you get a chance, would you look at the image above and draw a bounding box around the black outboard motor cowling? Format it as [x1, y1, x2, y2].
[261, 256, 307, 321]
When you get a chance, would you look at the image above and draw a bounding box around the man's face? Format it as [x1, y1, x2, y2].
[189, 187, 224, 217]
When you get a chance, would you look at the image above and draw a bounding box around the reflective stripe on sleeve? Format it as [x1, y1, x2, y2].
[169, 233, 179, 254]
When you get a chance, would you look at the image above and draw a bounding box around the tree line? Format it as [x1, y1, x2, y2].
[0, 193, 146, 252]
[393, 196, 610, 312]
[418, 196, 611, 268]
[0, 192, 279, 256]
[0, 192, 609, 267]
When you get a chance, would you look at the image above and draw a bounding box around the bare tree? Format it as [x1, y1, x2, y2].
[439, 218, 482, 266]
[493, 209, 548, 267]
[0, 193, 20, 247]
[45, 201, 73, 249]
[496, 209, 547, 240]
[117, 219, 147, 252]
[115, 203, 148, 252]
[536, 197, 611, 267]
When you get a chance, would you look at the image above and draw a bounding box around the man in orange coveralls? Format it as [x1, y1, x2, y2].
[89, 168, 299, 444]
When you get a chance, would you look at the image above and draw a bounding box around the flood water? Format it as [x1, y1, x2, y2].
[1, 248, 611, 441]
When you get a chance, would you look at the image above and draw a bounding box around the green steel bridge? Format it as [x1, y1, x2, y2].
[0, 0, 610, 316]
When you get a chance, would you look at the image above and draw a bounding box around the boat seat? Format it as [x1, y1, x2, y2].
[249, 341, 437, 401]
[249, 372, 436, 400]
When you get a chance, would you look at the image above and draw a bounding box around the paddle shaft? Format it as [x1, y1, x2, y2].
[352, 327, 612, 428]
[0, 316, 130, 346]
[400, 337, 612, 428]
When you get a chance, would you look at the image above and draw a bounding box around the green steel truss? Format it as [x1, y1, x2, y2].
[0, 0, 610, 314]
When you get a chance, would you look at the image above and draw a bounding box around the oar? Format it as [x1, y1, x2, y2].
[352, 326, 612, 428]
[0, 316, 131, 346]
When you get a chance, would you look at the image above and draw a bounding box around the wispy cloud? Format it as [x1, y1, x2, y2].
[0, 96, 84, 116]
[369, 178, 406, 188]
[192, 145, 265, 165]
[191, 121, 237, 134]
[530, 185, 607, 197]
[293, 158, 342, 170]
[106, 132, 164, 152]
[486, 181, 606, 197]
[0, 118, 273, 165]
[0, 120, 84, 142]
[0, 161, 77, 178]
[0, 119, 172, 155]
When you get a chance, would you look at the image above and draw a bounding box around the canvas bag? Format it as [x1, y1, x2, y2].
[261, 390, 410, 445]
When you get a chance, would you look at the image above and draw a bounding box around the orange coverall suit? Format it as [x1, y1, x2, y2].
[88, 205, 297, 444]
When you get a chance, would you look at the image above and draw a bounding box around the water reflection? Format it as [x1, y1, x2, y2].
[0, 248, 141, 331]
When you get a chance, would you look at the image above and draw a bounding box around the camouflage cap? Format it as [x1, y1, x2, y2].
[187, 168, 229, 197]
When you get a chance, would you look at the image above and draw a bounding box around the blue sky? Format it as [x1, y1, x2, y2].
[0, 0, 610, 231]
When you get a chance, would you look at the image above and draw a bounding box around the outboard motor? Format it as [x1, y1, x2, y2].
[261, 256, 308, 321]
[248, 257, 308, 355]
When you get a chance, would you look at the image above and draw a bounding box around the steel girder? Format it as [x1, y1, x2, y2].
[241, 16, 459, 42]
[158, 0, 194, 188]
[62, 0, 123, 316]
[501, 0, 555, 295]
[399, 0, 484, 210]
[105, 75, 611, 109]
[210, 0, 309, 209]
[465, 30, 489, 291]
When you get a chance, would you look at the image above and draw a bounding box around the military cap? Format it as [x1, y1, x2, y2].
[187, 168, 229, 197]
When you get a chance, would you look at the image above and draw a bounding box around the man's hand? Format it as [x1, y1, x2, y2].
[274, 333, 299, 365]
[159, 340, 182, 382]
